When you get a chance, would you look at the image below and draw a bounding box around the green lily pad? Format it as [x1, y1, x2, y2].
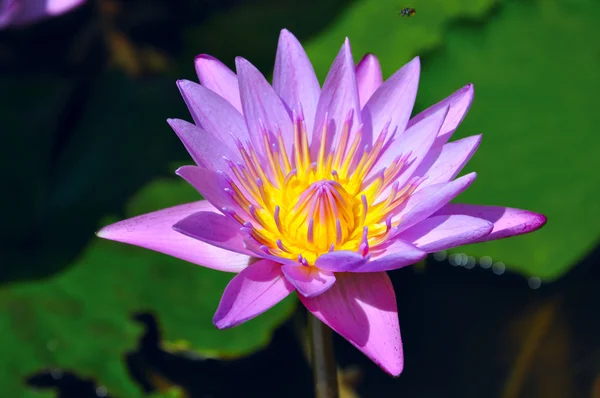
[0, 178, 297, 397]
[415, 0, 600, 280]
[302, 0, 598, 280]
[304, 0, 502, 78]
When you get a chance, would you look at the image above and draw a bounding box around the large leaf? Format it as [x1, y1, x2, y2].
[304, 0, 502, 78]
[302, 0, 598, 280]
[0, 178, 297, 397]
[415, 0, 600, 280]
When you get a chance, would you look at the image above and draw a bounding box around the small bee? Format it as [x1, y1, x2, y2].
[399, 7, 416, 17]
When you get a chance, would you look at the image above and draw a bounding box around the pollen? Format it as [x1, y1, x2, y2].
[223, 107, 424, 265]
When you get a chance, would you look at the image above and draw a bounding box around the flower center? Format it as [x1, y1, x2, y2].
[284, 179, 355, 254]
[223, 108, 425, 265]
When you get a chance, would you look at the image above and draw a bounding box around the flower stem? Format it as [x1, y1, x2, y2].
[308, 313, 339, 398]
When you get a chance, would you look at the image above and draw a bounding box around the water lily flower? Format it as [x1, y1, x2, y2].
[97, 29, 546, 376]
[0, 0, 85, 29]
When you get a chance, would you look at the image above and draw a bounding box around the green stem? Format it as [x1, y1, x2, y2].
[308, 313, 339, 398]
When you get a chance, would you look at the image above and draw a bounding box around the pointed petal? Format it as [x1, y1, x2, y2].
[236, 57, 294, 156]
[311, 38, 361, 158]
[392, 172, 477, 233]
[362, 57, 420, 144]
[434, 204, 547, 242]
[176, 166, 245, 217]
[413, 134, 482, 190]
[194, 54, 242, 113]
[398, 215, 493, 252]
[356, 53, 383, 108]
[314, 251, 369, 272]
[168, 118, 240, 172]
[97, 200, 251, 272]
[300, 272, 403, 376]
[213, 259, 294, 328]
[173, 211, 251, 256]
[175, 80, 249, 149]
[273, 29, 320, 134]
[370, 104, 449, 188]
[354, 240, 427, 272]
[408, 84, 474, 145]
[281, 264, 335, 298]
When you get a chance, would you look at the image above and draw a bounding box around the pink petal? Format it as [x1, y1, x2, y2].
[167, 118, 241, 172]
[413, 134, 482, 190]
[314, 251, 369, 272]
[434, 204, 547, 242]
[236, 57, 294, 156]
[408, 84, 474, 145]
[311, 38, 361, 158]
[355, 240, 427, 272]
[175, 80, 249, 150]
[397, 215, 493, 252]
[46, 0, 85, 14]
[392, 172, 477, 233]
[173, 211, 251, 256]
[281, 264, 336, 298]
[370, 104, 449, 188]
[356, 53, 383, 108]
[2, 0, 85, 27]
[273, 29, 320, 135]
[194, 54, 242, 113]
[176, 166, 245, 217]
[300, 272, 403, 376]
[362, 57, 420, 145]
[213, 259, 294, 328]
[97, 200, 251, 272]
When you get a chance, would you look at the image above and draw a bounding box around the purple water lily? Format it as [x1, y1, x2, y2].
[0, 0, 85, 29]
[98, 29, 546, 376]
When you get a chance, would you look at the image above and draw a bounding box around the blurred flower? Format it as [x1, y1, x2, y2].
[0, 0, 85, 29]
[98, 29, 546, 376]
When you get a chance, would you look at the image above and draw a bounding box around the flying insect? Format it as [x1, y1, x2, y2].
[399, 7, 416, 17]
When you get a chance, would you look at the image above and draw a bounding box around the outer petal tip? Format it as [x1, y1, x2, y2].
[530, 212, 548, 230]
[194, 53, 216, 63]
[175, 79, 191, 91]
[377, 351, 404, 377]
[362, 52, 377, 60]
[213, 317, 233, 330]
[409, 58, 421, 77]
[356, 53, 381, 70]
[279, 28, 292, 37]
[234, 56, 248, 68]
[459, 83, 475, 102]
[95, 227, 109, 239]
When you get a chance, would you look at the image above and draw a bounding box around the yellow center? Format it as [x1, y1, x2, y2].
[225, 111, 423, 265]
